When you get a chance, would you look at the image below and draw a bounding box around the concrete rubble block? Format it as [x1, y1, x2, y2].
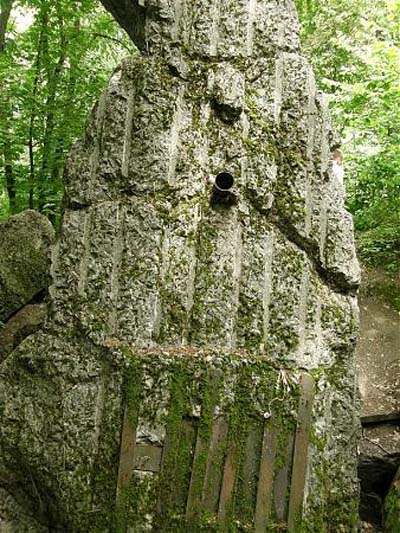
[209, 63, 245, 122]
[0, 330, 123, 531]
[0, 303, 47, 362]
[1, 0, 362, 530]
[0, 210, 55, 323]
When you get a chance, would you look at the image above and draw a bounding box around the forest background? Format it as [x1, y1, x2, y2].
[0, 0, 399, 274]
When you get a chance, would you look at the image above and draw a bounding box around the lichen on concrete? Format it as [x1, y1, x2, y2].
[0, 210, 54, 323]
[0, 1, 361, 531]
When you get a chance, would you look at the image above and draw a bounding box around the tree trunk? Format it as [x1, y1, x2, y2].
[28, 6, 48, 209]
[37, 21, 67, 213]
[3, 136, 16, 213]
[0, 0, 14, 51]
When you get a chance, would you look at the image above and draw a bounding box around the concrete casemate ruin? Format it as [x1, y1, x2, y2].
[0, 1, 361, 531]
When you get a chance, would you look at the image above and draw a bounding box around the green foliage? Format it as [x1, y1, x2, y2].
[0, 0, 134, 226]
[296, 0, 400, 271]
[384, 477, 400, 533]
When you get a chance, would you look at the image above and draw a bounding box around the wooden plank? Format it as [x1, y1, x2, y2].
[287, 373, 315, 531]
[235, 421, 263, 525]
[186, 430, 208, 521]
[202, 417, 229, 513]
[218, 440, 238, 524]
[156, 413, 180, 518]
[186, 370, 223, 521]
[176, 419, 197, 510]
[116, 406, 137, 500]
[133, 443, 163, 473]
[254, 419, 277, 533]
[274, 432, 294, 522]
[157, 417, 197, 518]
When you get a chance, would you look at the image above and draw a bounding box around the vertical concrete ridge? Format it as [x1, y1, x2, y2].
[305, 70, 317, 237]
[262, 232, 275, 352]
[183, 204, 201, 345]
[173, 0, 184, 40]
[77, 209, 93, 296]
[89, 90, 108, 198]
[152, 227, 170, 342]
[273, 54, 284, 124]
[108, 204, 126, 335]
[246, 0, 257, 57]
[92, 376, 106, 470]
[319, 195, 328, 262]
[304, 176, 313, 237]
[314, 296, 323, 357]
[121, 89, 136, 179]
[167, 86, 186, 186]
[209, 0, 221, 57]
[228, 222, 243, 349]
[296, 263, 311, 361]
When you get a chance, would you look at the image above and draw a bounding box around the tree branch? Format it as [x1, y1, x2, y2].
[89, 31, 132, 52]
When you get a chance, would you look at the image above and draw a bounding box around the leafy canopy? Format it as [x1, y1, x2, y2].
[0, 0, 134, 224]
[296, 0, 400, 271]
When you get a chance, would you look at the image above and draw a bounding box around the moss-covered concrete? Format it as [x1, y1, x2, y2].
[0, 1, 361, 531]
[0, 210, 54, 322]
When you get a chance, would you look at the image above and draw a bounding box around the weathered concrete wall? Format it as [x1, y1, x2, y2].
[0, 1, 360, 531]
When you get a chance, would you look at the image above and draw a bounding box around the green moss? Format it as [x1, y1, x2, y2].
[124, 358, 143, 423]
[384, 477, 400, 533]
[103, 348, 355, 532]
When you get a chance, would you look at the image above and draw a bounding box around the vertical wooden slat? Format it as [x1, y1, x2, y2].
[116, 406, 137, 500]
[156, 417, 177, 517]
[202, 417, 229, 513]
[254, 419, 277, 533]
[186, 429, 208, 521]
[157, 417, 197, 520]
[274, 432, 295, 522]
[186, 370, 222, 520]
[218, 440, 238, 524]
[287, 373, 315, 531]
[177, 419, 197, 510]
[240, 422, 263, 520]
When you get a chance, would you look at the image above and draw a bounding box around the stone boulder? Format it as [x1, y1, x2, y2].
[0, 211, 54, 323]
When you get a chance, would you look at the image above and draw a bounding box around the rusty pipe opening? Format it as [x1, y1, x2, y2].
[210, 172, 236, 206]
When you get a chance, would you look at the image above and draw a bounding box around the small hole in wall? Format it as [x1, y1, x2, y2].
[210, 171, 237, 207]
[215, 172, 234, 191]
